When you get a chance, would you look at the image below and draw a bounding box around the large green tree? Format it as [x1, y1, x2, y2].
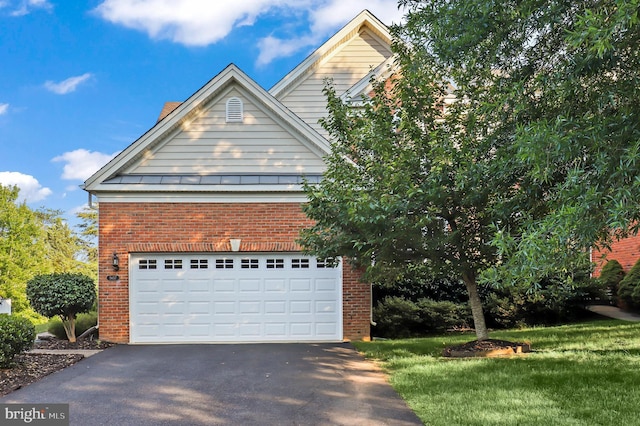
[0, 185, 97, 317]
[300, 45, 512, 339]
[301, 0, 637, 339]
[399, 0, 640, 284]
[0, 185, 48, 316]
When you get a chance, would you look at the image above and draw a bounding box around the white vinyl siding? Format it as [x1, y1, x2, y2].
[278, 29, 392, 137]
[127, 88, 327, 175]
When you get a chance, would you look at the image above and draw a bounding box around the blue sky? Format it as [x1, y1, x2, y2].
[0, 0, 403, 222]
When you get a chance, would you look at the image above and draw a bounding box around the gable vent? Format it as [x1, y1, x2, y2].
[226, 97, 243, 123]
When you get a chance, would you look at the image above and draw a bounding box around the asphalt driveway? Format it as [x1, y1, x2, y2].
[1, 343, 423, 425]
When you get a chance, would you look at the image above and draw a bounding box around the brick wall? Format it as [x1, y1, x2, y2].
[98, 202, 370, 343]
[593, 235, 640, 276]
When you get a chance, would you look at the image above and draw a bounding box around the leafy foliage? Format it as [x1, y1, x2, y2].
[599, 259, 626, 303]
[26, 273, 96, 342]
[0, 185, 97, 318]
[618, 258, 640, 310]
[0, 314, 35, 368]
[75, 207, 98, 280]
[398, 0, 640, 284]
[300, 46, 512, 339]
[373, 296, 470, 338]
[0, 185, 48, 316]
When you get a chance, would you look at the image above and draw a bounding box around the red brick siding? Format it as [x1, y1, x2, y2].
[593, 235, 640, 276]
[98, 202, 370, 343]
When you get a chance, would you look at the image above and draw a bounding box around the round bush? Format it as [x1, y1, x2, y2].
[618, 258, 640, 310]
[27, 273, 96, 319]
[0, 314, 35, 367]
[599, 259, 625, 304]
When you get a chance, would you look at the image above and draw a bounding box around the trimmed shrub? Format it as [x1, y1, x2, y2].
[26, 273, 96, 342]
[618, 258, 640, 310]
[483, 274, 605, 328]
[48, 311, 97, 340]
[599, 260, 625, 304]
[373, 265, 468, 305]
[373, 296, 470, 338]
[0, 314, 35, 367]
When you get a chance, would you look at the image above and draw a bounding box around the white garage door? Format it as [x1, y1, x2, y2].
[129, 253, 342, 343]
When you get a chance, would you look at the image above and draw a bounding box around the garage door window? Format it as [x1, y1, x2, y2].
[241, 258, 259, 269]
[216, 258, 234, 269]
[139, 259, 157, 270]
[164, 259, 183, 269]
[190, 259, 209, 269]
[316, 258, 336, 268]
[266, 258, 284, 269]
[292, 258, 310, 268]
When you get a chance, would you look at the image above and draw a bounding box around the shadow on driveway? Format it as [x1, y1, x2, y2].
[2, 343, 423, 425]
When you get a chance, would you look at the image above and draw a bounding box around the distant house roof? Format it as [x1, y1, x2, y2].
[157, 102, 182, 122]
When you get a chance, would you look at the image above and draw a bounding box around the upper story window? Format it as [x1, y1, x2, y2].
[226, 97, 243, 123]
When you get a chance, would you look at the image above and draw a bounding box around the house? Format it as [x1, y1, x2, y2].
[83, 10, 394, 344]
[593, 235, 640, 276]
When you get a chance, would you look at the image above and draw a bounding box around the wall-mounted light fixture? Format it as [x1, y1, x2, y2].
[112, 253, 120, 271]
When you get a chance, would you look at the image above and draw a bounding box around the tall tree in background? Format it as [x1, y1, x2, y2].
[399, 0, 640, 284]
[75, 206, 98, 280]
[0, 185, 98, 318]
[0, 185, 48, 317]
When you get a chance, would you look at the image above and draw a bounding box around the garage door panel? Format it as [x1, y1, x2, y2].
[213, 301, 236, 314]
[265, 279, 286, 292]
[290, 301, 312, 314]
[290, 323, 313, 336]
[316, 323, 338, 335]
[264, 323, 287, 336]
[238, 279, 261, 292]
[265, 301, 287, 314]
[239, 301, 261, 314]
[316, 300, 338, 313]
[316, 279, 338, 292]
[290, 279, 312, 292]
[213, 280, 235, 292]
[130, 253, 342, 343]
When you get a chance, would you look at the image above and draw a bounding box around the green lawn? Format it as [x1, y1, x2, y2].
[353, 319, 640, 426]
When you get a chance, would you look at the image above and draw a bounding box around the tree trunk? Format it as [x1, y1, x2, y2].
[462, 272, 489, 340]
[61, 315, 77, 343]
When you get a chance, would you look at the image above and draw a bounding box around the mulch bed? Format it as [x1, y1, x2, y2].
[0, 338, 115, 397]
[443, 339, 531, 358]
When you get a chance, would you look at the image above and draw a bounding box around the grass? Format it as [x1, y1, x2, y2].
[34, 322, 50, 334]
[353, 319, 640, 426]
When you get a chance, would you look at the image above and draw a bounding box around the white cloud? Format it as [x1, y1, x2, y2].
[93, 0, 403, 64]
[7, 0, 52, 16]
[52, 149, 118, 181]
[256, 34, 318, 67]
[0, 103, 8, 115]
[94, 0, 293, 46]
[44, 73, 92, 95]
[0, 171, 52, 203]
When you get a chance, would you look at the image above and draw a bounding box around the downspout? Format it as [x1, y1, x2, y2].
[370, 283, 376, 326]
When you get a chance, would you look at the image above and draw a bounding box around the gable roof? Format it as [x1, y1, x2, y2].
[340, 55, 398, 104]
[84, 64, 332, 197]
[269, 9, 392, 100]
